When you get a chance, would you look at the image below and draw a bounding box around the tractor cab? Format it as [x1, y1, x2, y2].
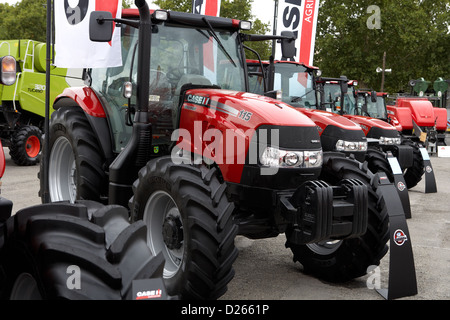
[355, 90, 390, 122]
[86, 9, 250, 155]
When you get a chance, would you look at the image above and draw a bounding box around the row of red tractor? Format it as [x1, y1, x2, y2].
[0, 2, 447, 299]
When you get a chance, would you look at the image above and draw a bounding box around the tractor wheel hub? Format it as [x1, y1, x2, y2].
[162, 215, 183, 250]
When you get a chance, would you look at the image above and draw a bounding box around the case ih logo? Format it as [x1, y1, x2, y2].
[393, 229, 408, 246]
[187, 94, 210, 107]
[135, 289, 163, 300]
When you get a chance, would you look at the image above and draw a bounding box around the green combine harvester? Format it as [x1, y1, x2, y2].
[408, 77, 449, 109]
[0, 39, 83, 165]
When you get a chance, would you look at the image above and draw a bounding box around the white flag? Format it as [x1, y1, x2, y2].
[54, 0, 122, 68]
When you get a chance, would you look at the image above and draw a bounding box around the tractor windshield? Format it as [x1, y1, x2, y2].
[356, 94, 388, 119]
[272, 63, 317, 108]
[150, 23, 246, 91]
[90, 21, 246, 153]
[322, 83, 357, 115]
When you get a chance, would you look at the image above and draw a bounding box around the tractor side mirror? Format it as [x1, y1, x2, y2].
[340, 76, 348, 94]
[371, 90, 377, 102]
[89, 11, 114, 42]
[280, 31, 296, 61]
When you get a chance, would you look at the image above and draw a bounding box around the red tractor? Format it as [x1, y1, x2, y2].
[246, 56, 414, 208]
[247, 60, 373, 161]
[321, 81, 425, 190]
[355, 78, 448, 154]
[0, 55, 166, 300]
[40, 1, 390, 299]
[245, 58, 414, 190]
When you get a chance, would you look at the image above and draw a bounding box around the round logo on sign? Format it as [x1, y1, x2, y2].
[393, 229, 408, 246]
[426, 165, 432, 173]
[397, 181, 406, 192]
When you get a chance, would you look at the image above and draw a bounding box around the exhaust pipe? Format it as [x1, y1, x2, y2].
[109, 0, 153, 207]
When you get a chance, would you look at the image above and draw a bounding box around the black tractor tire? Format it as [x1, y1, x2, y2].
[285, 153, 389, 282]
[129, 156, 238, 299]
[0, 201, 166, 300]
[401, 139, 424, 189]
[9, 125, 42, 166]
[365, 147, 394, 182]
[40, 106, 107, 203]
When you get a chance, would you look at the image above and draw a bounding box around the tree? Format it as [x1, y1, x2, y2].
[0, 0, 47, 42]
[154, 0, 272, 59]
[314, 0, 450, 93]
[153, 0, 192, 12]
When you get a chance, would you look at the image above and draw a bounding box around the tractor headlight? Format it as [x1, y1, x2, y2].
[379, 136, 401, 145]
[336, 140, 368, 152]
[239, 20, 252, 30]
[153, 10, 168, 21]
[0, 55, 16, 86]
[260, 147, 322, 168]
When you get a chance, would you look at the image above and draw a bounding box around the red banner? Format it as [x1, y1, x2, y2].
[192, 0, 221, 16]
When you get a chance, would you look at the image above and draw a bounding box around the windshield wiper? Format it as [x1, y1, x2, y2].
[291, 89, 314, 102]
[202, 17, 237, 68]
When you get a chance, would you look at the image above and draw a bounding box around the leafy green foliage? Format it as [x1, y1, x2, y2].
[0, 0, 47, 42]
[315, 0, 450, 93]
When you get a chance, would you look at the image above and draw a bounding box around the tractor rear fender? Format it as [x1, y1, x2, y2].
[53, 87, 114, 160]
[387, 105, 413, 130]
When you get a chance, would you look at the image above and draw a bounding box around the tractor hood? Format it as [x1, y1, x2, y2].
[177, 88, 323, 184]
[299, 108, 364, 133]
[298, 108, 366, 160]
[180, 88, 318, 129]
[343, 114, 398, 136]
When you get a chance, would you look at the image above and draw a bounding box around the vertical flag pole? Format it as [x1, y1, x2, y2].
[43, 0, 52, 203]
[271, 0, 278, 57]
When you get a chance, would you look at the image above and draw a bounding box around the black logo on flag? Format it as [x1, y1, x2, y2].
[65, 0, 90, 25]
[192, 0, 204, 14]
